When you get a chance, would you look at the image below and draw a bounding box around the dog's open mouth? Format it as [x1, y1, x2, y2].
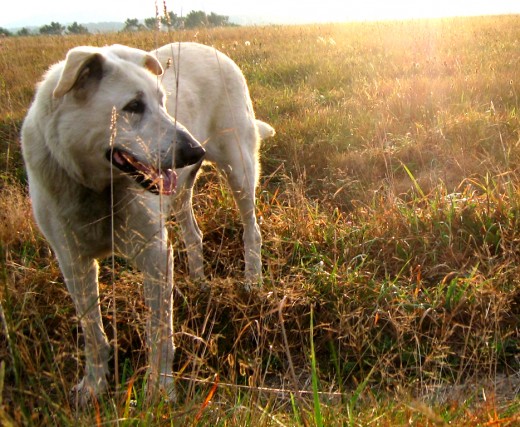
[106, 149, 176, 195]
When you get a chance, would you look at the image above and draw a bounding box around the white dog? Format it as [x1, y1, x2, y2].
[21, 42, 273, 404]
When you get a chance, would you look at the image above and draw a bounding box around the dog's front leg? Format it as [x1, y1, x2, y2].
[57, 254, 111, 405]
[116, 195, 176, 402]
[144, 253, 176, 403]
[172, 168, 205, 281]
[123, 220, 176, 403]
[140, 241, 176, 403]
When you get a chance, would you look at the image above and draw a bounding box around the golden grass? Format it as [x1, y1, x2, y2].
[1, 15, 519, 425]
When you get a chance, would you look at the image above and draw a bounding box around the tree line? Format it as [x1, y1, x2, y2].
[0, 10, 234, 37]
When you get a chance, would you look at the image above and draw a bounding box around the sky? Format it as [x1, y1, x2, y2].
[2, 0, 520, 29]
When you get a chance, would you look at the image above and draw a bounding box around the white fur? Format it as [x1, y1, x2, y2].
[21, 42, 274, 405]
[153, 42, 275, 282]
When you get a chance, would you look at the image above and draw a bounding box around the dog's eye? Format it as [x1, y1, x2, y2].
[123, 99, 146, 114]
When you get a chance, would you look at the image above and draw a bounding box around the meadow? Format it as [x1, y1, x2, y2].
[1, 15, 519, 425]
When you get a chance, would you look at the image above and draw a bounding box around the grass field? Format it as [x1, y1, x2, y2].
[1, 15, 520, 425]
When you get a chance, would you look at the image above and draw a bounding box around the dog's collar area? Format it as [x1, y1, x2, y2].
[105, 149, 176, 195]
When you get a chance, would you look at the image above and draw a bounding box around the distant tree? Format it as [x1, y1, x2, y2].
[122, 18, 144, 32]
[67, 22, 89, 34]
[39, 22, 65, 35]
[183, 11, 231, 29]
[144, 17, 158, 31]
[184, 10, 208, 28]
[163, 11, 183, 29]
[17, 27, 31, 36]
[0, 27, 12, 37]
[143, 11, 230, 31]
[207, 12, 230, 27]
[145, 12, 183, 30]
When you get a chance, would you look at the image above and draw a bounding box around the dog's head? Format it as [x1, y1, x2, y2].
[48, 45, 205, 194]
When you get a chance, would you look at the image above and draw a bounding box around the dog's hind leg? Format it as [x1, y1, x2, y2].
[215, 129, 262, 284]
[229, 169, 262, 284]
[57, 253, 111, 406]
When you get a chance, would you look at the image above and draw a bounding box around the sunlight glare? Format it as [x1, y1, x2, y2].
[286, 0, 514, 23]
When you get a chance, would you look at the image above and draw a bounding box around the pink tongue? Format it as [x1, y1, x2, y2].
[159, 169, 176, 195]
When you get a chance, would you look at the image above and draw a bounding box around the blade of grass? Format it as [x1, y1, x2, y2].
[192, 373, 219, 426]
[348, 365, 376, 427]
[400, 161, 425, 198]
[309, 306, 323, 427]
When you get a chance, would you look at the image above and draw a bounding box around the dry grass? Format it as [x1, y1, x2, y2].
[1, 16, 520, 425]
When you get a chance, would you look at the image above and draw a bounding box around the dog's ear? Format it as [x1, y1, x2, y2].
[108, 44, 164, 76]
[53, 47, 105, 99]
[142, 54, 163, 76]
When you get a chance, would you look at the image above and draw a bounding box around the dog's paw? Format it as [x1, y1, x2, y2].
[69, 376, 108, 408]
[244, 272, 263, 291]
[146, 373, 176, 405]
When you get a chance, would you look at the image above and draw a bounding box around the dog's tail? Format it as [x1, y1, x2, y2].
[256, 120, 276, 140]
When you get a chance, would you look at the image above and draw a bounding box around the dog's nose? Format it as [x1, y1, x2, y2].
[174, 129, 206, 168]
